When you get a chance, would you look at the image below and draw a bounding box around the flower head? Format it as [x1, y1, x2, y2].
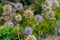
[14, 2, 23, 10]
[24, 27, 33, 35]
[3, 4, 12, 14]
[25, 35, 37, 40]
[34, 14, 43, 23]
[23, 9, 34, 19]
[45, 11, 55, 20]
[8, 22, 14, 27]
[42, 4, 46, 10]
[15, 14, 22, 22]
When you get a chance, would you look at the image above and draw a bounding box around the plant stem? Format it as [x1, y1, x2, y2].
[17, 24, 20, 40]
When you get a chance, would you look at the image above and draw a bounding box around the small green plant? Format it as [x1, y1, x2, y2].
[0, 26, 25, 40]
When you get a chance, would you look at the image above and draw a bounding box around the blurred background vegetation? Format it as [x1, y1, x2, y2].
[0, 0, 60, 40]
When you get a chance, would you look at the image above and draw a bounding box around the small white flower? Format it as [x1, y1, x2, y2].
[15, 14, 22, 22]
[3, 4, 12, 15]
[23, 9, 34, 19]
[34, 14, 43, 23]
[42, 4, 46, 9]
[25, 35, 37, 40]
[45, 11, 55, 20]
[14, 2, 23, 10]
[8, 22, 14, 27]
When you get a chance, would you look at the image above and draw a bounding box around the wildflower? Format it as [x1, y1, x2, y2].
[14, 2, 23, 11]
[34, 14, 43, 23]
[8, 22, 14, 27]
[15, 14, 22, 22]
[23, 9, 34, 19]
[45, 11, 55, 20]
[25, 35, 37, 40]
[24, 27, 33, 35]
[3, 4, 12, 15]
[42, 4, 46, 10]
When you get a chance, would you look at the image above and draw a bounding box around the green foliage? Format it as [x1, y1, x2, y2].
[19, 0, 33, 5]
[54, 8, 60, 20]
[19, 10, 24, 15]
[34, 0, 45, 15]
[0, 0, 2, 3]
[25, 0, 33, 5]
[8, 0, 15, 2]
[34, 2, 42, 15]
[0, 19, 5, 26]
[19, 15, 56, 38]
[33, 20, 56, 38]
[0, 26, 24, 40]
[11, 27, 17, 37]
[0, 4, 3, 16]
[0, 27, 14, 40]
[56, 20, 60, 28]
[37, 0, 45, 4]
[19, 0, 25, 5]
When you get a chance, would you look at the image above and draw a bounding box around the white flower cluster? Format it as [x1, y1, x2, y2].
[46, 0, 60, 7]
[25, 35, 37, 40]
[3, 4, 12, 15]
[23, 9, 34, 19]
[45, 6, 56, 20]
[15, 14, 22, 22]
[45, 10, 56, 20]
